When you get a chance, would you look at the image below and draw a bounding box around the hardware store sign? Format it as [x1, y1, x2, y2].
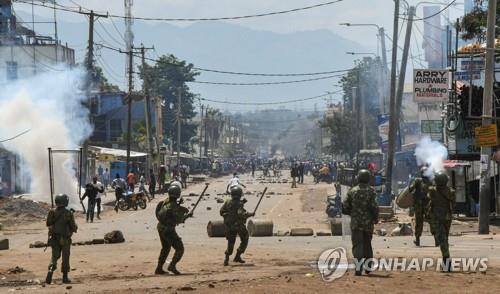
[413, 69, 451, 103]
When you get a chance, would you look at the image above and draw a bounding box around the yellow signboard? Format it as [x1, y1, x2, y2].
[97, 154, 116, 161]
[475, 124, 498, 147]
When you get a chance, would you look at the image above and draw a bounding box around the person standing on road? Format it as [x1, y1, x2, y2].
[158, 165, 166, 193]
[290, 163, 299, 188]
[92, 176, 105, 220]
[298, 162, 305, 184]
[226, 173, 246, 194]
[409, 167, 431, 247]
[149, 168, 156, 199]
[82, 180, 101, 223]
[127, 171, 136, 192]
[342, 169, 379, 276]
[155, 185, 192, 275]
[251, 161, 256, 177]
[220, 185, 254, 266]
[111, 173, 127, 212]
[45, 194, 78, 285]
[103, 168, 110, 189]
[427, 171, 455, 272]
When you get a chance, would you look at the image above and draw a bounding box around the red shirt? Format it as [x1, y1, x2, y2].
[127, 173, 135, 185]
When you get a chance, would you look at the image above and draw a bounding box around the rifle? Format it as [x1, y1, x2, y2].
[188, 183, 210, 216]
[252, 187, 268, 215]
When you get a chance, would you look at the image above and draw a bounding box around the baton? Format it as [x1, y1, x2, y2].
[189, 183, 210, 215]
[252, 187, 268, 215]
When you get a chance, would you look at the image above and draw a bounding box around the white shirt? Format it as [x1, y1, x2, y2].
[93, 181, 105, 199]
[228, 177, 241, 188]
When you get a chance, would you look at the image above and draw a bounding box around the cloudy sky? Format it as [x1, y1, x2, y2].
[16, 0, 466, 47]
[12, 0, 468, 112]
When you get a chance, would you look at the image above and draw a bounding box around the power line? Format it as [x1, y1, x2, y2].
[191, 73, 346, 86]
[97, 18, 125, 47]
[20, 0, 345, 22]
[399, 0, 457, 21]
[200, 91, 342, 105]
[0, 129, 31, 143]
[99, 44, 352, 77]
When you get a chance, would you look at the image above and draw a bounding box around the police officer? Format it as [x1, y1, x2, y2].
[45, 194, 78, 284]
[409, 167, 431, 246]
[220, 185, 254, 266]
[342, 169, 379, 276]
[155, 185, 191, 275]
[427, 171, 455, 271]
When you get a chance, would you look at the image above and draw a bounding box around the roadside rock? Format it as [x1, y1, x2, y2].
[0, 238, 9, 250]
[92, 238, 105, 245]
[377, 228, 387, 236]
[29, 241, 46, 248]
[104, 230, 125, 243]
[316, 230, 332, 237]
[390, 223, 413, 236]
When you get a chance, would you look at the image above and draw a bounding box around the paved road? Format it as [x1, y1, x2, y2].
[1, 171, 499, 292]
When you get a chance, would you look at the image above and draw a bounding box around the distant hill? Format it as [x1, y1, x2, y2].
[18, 11, 368, 110]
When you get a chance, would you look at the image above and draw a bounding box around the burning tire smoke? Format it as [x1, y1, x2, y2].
[0, 68, 92, 206]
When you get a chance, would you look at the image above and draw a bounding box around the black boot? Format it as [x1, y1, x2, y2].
[155, 266, 167, 275]
[62, 272, 71, 284]
[224, 254, 230, 266]
[45, 271, 53, 284]
[167, 263, 181, 275]
[233, 253, 246, 263]
[414, 236, 420, 247]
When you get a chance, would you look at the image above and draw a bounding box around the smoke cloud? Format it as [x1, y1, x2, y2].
[0, 68, 92, 207]
[414, 136, 448, 179]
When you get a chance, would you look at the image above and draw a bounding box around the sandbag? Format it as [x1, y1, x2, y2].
[247, 219, 273, 237]
[207, 220, 226, 237]
[396, 186, 414, 208]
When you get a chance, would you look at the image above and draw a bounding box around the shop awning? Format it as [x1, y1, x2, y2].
[90, 146, 147, 158]
[443, 160, 471, 168]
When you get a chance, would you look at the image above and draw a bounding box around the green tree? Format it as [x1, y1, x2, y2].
[459, 1, 500, 42]
[140, 55, 200, 153]
[320, 112, 359, 158]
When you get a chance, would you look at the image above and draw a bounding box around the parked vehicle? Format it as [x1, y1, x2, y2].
[117, 191, 147, 211]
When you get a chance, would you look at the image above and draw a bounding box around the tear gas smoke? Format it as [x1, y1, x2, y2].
[0, 68, 92, 207]
[414, 136, 448, 179]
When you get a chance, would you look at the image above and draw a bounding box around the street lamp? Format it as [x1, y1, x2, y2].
[346, 51, 377, 56]
[339, 23, 387, 71]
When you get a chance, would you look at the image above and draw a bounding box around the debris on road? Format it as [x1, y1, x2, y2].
[7, 266, 25, 274]
[390, 223, 413, 236]
[0, 238, 9, 250]
[104, 230, 125, 243]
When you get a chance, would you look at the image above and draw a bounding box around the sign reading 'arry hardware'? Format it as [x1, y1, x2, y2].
[413, 69, 451, 103]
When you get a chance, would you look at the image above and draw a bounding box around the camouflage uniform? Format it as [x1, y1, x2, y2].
[342, 183, 379, 275]
[156, 198, 190, 274]
[409, 177, 430, 245]
[220, 198, 253, 264]
[427, 186, 455, 260]
[46, 206, 78, 279]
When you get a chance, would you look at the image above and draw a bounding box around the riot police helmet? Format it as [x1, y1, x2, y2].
[54, 193, 69, 207]
[434, 171, 449, 187]
[357, 169, 371, 184]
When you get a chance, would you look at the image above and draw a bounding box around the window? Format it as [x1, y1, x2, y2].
[6, 61, 17, 80]
[109, 119, 123, 141]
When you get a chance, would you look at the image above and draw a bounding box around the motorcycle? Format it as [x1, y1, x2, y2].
[117, 190, 147, 211]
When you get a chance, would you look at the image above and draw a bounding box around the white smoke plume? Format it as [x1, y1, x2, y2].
[414, 136, 448, 179]
[0, 68, 92, 207]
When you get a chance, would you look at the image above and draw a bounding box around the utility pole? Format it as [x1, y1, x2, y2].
[81, 9, 107, 184]
[177, 88, 182, 172]
[199, 104, 204, 165]
[395, 6, 415, 133]
[378, 26, 389, 114]
[478, 0, 496, 235]
[139, 44, 154, 179]
[384, 0, 400, 197]
[120, 46, 141, 174]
